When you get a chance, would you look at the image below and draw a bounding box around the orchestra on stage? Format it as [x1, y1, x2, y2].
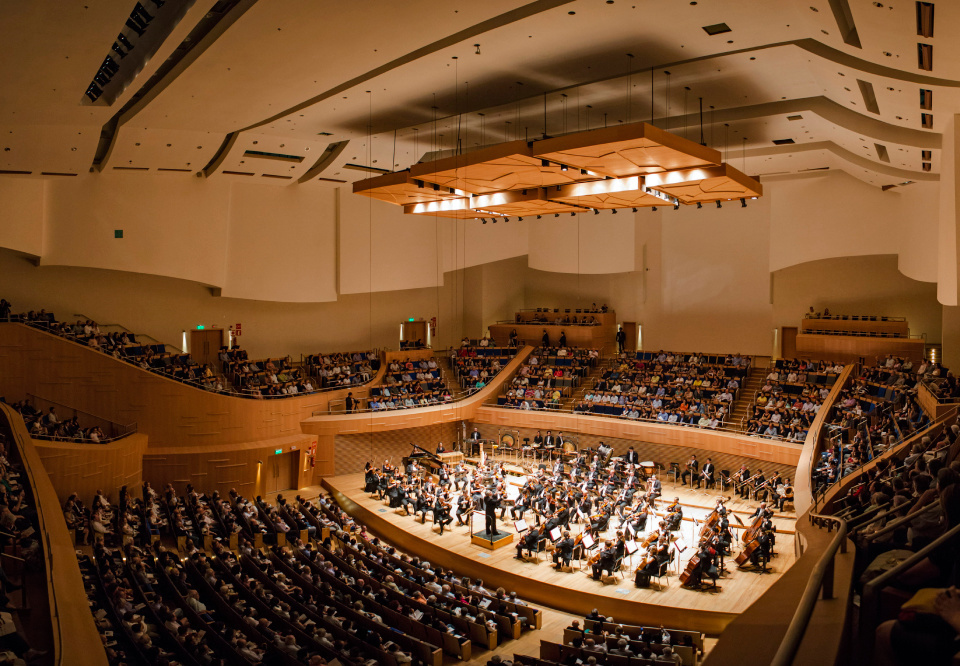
[362, 438, 792, 592]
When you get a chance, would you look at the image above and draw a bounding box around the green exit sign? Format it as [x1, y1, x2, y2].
[197, 325, 205, 330]
[275, 448, 282, 455]
[408, 318, 415, 322]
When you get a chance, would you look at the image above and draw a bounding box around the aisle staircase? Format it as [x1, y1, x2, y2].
[729, 366, 764, 431]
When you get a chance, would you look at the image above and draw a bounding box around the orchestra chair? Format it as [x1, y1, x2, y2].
[669, 462, 681, 486]
[653, 556, 672, 590]
[613, 556, 626, 580]
[719, 470, 731, 492]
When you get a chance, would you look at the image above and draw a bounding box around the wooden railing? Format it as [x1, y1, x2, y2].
[0, 403, 107, 666]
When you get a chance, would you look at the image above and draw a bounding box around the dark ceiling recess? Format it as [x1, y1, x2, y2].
[702, 23, 731, 36]
[921, 113, 934, 129]
[922, 163, 932, 172]
[920, 88, 932, 110]
[772, 138, 796, 145]
[827, 0, 862, 48]
[787, 115, 804, 121]
[242, 150, 304, 163]
[91, 0, 252, 170]
[916, 1, 934, 38]
[874, 143, 890, 163]
[856, 80, 880, 114]
[918, 43, 933, 71]
[922, 150, 932, 161]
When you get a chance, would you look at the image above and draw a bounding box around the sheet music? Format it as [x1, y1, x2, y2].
[625, 540, 638, 554]
[514, 519, 528, 533]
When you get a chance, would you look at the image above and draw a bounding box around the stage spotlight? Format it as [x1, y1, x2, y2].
[740, 198, 747, 207]
[651, 206, 657, 212]
[696, 202, 702, 209]
[632, 208, 638, 212]
[554, 213, 559, 218]
[593, 209, 599, 215]
[536, 215, 542, 219]
[482, 218, 487, 224]
[560, 164, 568, 171]
[518, 217, 523, 221]
[673, 202, 680, 210]
[570, 212, 576, 216]
[612, 208, 618, 214]
[716, 200, 722, 209]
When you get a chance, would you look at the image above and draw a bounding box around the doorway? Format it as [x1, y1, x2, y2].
[266, 451, 299, 495]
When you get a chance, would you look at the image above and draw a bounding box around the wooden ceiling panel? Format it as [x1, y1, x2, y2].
[547, 176, 667, 209]
[472, 189, 585, 217]
[353, 170, 463, 205]
[534, 122, 721, 178]
[644, 164, 763, 204]
[409, 140, 585, 194]
[402, 198, 484, 219]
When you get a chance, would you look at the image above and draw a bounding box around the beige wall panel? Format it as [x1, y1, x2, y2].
[773, 254, 942, 343]
[0, 178, 44, 257]
[222, 183, 338, 302]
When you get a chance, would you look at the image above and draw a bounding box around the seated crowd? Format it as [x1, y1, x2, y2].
[817, 410, 960, 666]
[814, 357, 932, 491]
[742, 359, 844, 442]
[79, 478, 547, 665]
[570, 350, 749, 429]
[305, 350, 380, 390]
[451, 344, 517, 393]
[369, 356, 454, 411]
[221, 347, 316, 397]
[498, 346, 599, 410]
[6, 400, 107, 443]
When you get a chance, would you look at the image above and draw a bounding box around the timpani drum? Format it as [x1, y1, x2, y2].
[640, 461, 657, 478]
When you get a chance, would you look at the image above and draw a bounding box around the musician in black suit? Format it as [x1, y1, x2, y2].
[700, 458, 715, 489]
[553, 531, 575, 569]
[483, 491, 501, 542]
[681, 455, 699, 486]
[515, 527, 542, 559]
[623, 446, 640, 465]
[753, 470, 768, 501]
[591, 541, 617, 580]
[469, 428, 482, 456]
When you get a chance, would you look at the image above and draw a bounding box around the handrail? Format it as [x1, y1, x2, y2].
[860, 521, 960, 664]
[769, 514, 848, 666]
[24, 392, 137, 442]
[0, 403, 108, 665]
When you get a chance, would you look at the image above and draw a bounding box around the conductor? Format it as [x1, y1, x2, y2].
[483, 490, 501, 543]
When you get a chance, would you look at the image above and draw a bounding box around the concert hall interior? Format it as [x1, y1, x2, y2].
[3, 1, 960, 665]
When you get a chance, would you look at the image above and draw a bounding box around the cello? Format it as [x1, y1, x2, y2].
[679, 554, 701, 586]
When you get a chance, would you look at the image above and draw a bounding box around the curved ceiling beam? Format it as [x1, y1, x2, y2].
[746, 141, 937, 182]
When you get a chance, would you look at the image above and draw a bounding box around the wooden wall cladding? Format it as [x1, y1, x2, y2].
[0, 324, 383, 448]
[467, 422, 797, 481]
[34, 433, 148, 508]
[142, 433, 317, 499]
[334, 423, 459, 475]
[471, 406, 803, 467]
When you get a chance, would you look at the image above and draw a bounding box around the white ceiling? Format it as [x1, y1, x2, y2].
[0, 0, 953, 188]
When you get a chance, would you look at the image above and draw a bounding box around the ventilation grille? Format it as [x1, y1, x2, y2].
[222, 170, 254, 176]
[772, 138, 796, 145]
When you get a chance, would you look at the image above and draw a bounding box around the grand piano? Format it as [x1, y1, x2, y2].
[402, 444, 464, 474]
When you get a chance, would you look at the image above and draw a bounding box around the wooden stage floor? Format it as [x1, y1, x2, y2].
[323, 473, 796, 635]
